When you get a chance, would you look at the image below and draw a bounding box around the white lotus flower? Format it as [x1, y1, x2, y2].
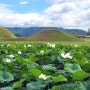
[61, 53, 66, 58]
[51, 44, 55, 48]
[1, 45, 4, 46]
[68, 55, 73, 59]
[61, 52, 73, 59]
[9, 54, 14, 58]
[28, 44, 32, 47]
[74, 44, 78, 47]
[5, 58, 11, 62]
[18, 51, 22, 54]
[40, 50, 44, 54]
[65, 53, 70, 57]
[39, 74, 47, 80]
[65, 53, 73, 59]
[47, 43, 55, 48]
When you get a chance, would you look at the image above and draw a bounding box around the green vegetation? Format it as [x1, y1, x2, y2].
[0, 26, 16, 39]
[0, 42, 90, 90]
[0, 27, 89, 89]
[28, 30, 80, 41]
[0, 27, 89, 46]
[0, 38, 89, 46]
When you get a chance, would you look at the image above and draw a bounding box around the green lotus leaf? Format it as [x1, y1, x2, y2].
[64, 63, 82, 73]
[29, 54, 39, 62]
[26, 81, 46, 90]
[0, 87, 13, 90]
[83, 63, 90, 71]
[42, 64, 57, 71]
[15, 56, 22, 63]
[52, 75, 67, 83]
[13, 81, 22, 89]
[0, 64, 2, 70]
[72, 82, 86, 90]
[74, 58, 88, 66]
[27, 62, 39, 69]
[84, 80, 90, 90]
[72, 70, 88, 81]
[0, 71, 14, 83]
[51, 85, 61, 90]
[29, 69, 41, 77]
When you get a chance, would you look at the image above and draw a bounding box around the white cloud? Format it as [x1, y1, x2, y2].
[0, 12, 52, 27]
[20, 1, 28, 5]
[45, 3, 77, 14]
[45, 1, 90, 30]
[47, 0, 90, 4]
[0, 1, 90, 31]
[44, 3, 79, 27]
[0, 3, 52, 27]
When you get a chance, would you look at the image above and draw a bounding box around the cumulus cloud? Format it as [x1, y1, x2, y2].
[0, 3, 52, 27]
[44, 3, 79, 27]
[45, 0, 90, 30]
[20, 1, 28, 5]
[0, 12, 52, 27]
[45, 3, 77, 14]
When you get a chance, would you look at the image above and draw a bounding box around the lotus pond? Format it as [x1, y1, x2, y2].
[0, 42, 90, 90]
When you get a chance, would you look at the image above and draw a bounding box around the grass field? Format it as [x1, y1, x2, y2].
[0, 38, 90, 46]
[28, 38, 90, 46]
[52, 38, 90, 46]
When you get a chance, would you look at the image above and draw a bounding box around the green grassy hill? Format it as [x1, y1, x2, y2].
[28, 30, 80, 41]
[0, 27, 16, 39]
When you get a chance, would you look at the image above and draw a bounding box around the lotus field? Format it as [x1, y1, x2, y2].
[0, 42, 90, 90]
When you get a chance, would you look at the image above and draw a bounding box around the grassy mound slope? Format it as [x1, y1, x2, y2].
[28, 30, 80, 41]
[0, 27, 16, 39]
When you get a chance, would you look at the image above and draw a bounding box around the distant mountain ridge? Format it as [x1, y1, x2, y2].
[7, 27, 87, 37]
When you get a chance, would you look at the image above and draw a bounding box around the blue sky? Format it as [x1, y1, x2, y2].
[0, 0, 90, 31]
[0, 0, 51, 13]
